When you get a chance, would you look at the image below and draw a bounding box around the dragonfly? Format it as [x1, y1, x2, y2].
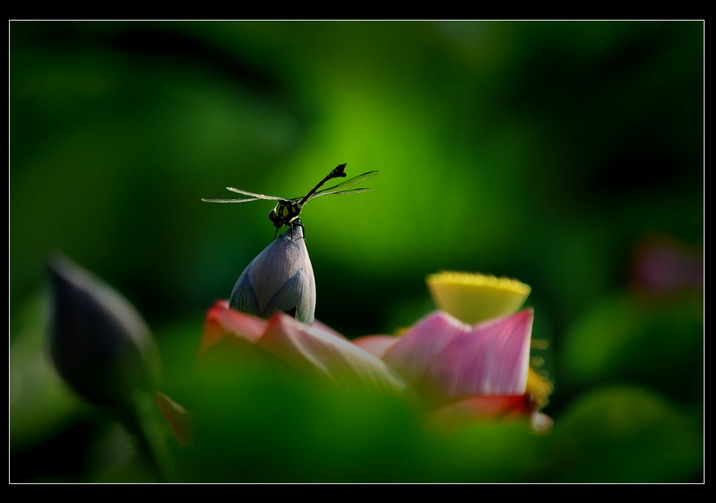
[202, 164, 379, 236]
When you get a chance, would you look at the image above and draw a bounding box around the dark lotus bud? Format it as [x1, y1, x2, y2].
[230, 224, 316, 325]
[48, 254, 160, 413]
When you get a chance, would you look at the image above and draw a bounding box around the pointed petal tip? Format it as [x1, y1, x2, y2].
[352, 335, 400, 358]
[410, 310, 472, 333]
[201, 301, 267, 354]
[155, 392, 194, 447]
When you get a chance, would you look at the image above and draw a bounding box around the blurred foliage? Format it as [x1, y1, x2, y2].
[545, 385, 702, 482]
[10, 20, 703, 483]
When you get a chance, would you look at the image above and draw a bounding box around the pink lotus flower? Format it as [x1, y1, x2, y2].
[353, 310, 533, 403]
[199, 291, 550, 432]
[157, 271, 552, 445]
[353, 309, 551, 431]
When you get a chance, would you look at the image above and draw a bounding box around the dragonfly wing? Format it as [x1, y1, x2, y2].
[225, 187, 286, 201]
[201, 197, 262, 203]
[309, 187, 374, 199]
[304, 171, 379, 202]
[315, 171, 379, 193]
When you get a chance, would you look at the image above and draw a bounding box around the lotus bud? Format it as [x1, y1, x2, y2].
[230, 223, 316, 325]
[47, 254, 160, 414]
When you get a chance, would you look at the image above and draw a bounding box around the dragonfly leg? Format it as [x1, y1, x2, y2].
[290, 219, 304, 238]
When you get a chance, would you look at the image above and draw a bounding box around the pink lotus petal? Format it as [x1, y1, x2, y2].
[425, 309, 534, 400]
[200, 300, 267, 354]
[155, 392, 194, 447]
[257, 313, 407, 394]
[429, 394, 534, 422]
[311, 319, 347, 339]
[382, 311, 471, 384]
[352, 335, 400, 358]
[427, 394, 552, 433]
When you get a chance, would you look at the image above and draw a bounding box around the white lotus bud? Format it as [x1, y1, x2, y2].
[230, 224, 316, 325]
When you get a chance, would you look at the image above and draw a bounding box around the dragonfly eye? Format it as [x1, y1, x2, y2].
[269, 209, 282, 227]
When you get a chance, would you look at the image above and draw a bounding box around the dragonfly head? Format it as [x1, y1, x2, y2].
[269, 200, 302, 228]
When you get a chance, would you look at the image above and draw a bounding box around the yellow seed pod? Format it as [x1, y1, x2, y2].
[426, 271, 531, 325]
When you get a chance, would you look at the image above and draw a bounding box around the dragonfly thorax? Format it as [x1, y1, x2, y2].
[269, 200, 302, 228]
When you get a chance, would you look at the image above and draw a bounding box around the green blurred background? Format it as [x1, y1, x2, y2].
[10, 20, 703, 483]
